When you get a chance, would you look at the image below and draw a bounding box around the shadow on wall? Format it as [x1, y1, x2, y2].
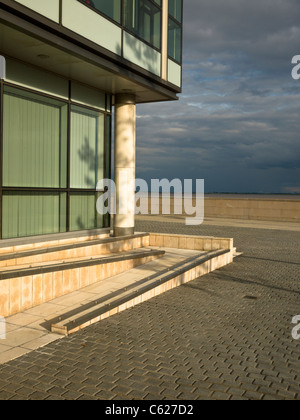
[78, 136, 97, 189]
[121, 33, 160, 76]
[73, 135, 98, 230]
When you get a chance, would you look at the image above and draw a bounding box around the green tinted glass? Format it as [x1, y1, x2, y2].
[81, 0, 121, 23]
[169, 0, 182, 22]
[168, 18, 182, 62]
[124, 0, 162, 49]
[2, 192, 66, 239]
[3, 87, 68, 188]
[69, 193, 103, 231]
[70, 105, 105, 189]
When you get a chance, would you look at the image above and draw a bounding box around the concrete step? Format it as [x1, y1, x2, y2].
[0, 233, 150, 269]
[0, 246, 165, 317]
[50, 248, 230, 336]
[0, 247, 165, 280]
[0, 230, 110, 255]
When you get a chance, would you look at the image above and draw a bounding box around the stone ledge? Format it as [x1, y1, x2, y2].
[0, 233, 150, 267]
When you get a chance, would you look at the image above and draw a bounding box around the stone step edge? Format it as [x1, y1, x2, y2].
[0, 233, 150, 263]
[51, 249, 230, 336]
[0, 248, 164, 281]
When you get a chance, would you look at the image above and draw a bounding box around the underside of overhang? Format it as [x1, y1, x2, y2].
[0, 17, 179, 104]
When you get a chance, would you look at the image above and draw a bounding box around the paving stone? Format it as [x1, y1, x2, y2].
[78, 386, 100, 396]
[210, 391, 231, 400]
[126, 389, 149, 399]
[62, 390, 84, 400]
[45, 395, 66, 401]
[230, 395, 248, 401]
[29, 391, 49, 400]
[48, 386, 68, 397]
[94, 390, 117, 400]
[262, 394, 281, 401]
[14, 386, 35, 398]
[0, 390, 17, 399]
[277, 389, 297, 400]
[160, 388, 182, 399]
[243, 390, 264, 400]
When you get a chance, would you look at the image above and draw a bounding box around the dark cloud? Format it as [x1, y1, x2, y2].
[136, 0, 300, 193]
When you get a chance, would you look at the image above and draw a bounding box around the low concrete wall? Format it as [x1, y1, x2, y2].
[149, 233, 233, 253]
[144, 195, 300, 223]
[204, 197, 300, 223]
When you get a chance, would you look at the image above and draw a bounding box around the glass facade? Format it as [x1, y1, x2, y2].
[79, 0, 162, 51]
[2, 192, 67, 239]
[3, 87, 68, 189]
[124, 0, 162, 50]
[69, 192, 103, 231]
[79, 0, 183, 67]
[70, 105, 104, 189]
[0, 74, 111, 239]
[168, 0, 182, 63]
[169, 0, 182, 23]
[81, 0, 122, 24]
[168, 18, 181, 63]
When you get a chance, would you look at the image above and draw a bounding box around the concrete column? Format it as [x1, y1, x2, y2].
[114, 93, 136, 237]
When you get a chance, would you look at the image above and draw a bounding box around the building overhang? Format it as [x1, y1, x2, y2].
[0, 2, 180, 104]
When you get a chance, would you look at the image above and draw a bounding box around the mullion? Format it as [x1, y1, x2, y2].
[0, 80, 4, 239]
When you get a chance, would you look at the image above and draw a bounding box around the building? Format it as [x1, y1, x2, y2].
[0, 0, 183, 240]
[0, 1, 236, 342]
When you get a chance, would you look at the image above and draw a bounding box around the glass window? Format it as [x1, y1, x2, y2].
[70, 105, 105, 189]
[3, 86, 68, 188]
[70, 193, 103, 231]
[168, 18, 182, 63]
[80, 0, 121, 23]
[169, 0, 182, 23]
[2, 192, 66, 239]
[1, 72, 111, 239]
[124, 0, 162, 50]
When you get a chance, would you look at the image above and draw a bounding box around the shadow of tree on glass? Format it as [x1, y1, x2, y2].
[77, 136, 97, 189]
[72, 135, 98, 230]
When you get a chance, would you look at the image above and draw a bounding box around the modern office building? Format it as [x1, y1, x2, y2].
[0, 1, 234, 334]
[0, 0, 183, 240]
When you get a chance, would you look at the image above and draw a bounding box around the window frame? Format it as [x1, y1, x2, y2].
[123, 0, 162, 51]
[167, 0, 183, 65]
[0, 74, 112, 239]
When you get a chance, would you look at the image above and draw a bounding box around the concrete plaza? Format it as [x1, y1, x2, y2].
[0, 216, 299, 400]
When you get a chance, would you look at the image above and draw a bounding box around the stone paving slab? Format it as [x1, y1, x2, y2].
[0, 218, 299, 400]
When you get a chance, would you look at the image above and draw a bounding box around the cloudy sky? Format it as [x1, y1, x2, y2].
[136, 0, 300, 193]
